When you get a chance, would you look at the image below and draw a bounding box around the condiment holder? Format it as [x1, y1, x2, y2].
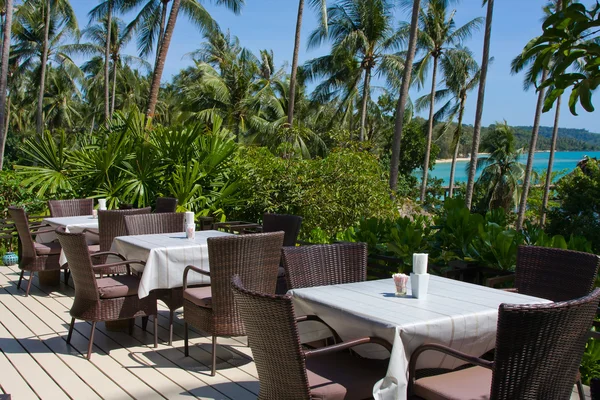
[185, 211, 195, 240]
[411, 253, 429, 299]
[392, 273, 409, 296]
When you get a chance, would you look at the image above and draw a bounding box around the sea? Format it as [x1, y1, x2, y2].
[421, 151, 600, 185]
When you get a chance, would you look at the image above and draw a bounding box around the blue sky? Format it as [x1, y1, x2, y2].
[71, 0, 598, 132]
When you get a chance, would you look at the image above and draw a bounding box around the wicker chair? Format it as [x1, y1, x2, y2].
[154, 197, 178, 213]
[48, 199, 94, 217]
[182, 231, 285, 376]
[408, 288, 600, 400]
[231, 275, 392, 399]
[8, 206, 67, 296]
[56, 228, 158, 360]
[89, 207, 151, 274]
[124, 212, 185, 345]
[282, 242, 367, 290]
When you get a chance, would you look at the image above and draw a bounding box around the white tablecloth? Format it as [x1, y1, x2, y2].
[289, 276, 551, 400]
[37, 216, 100, 265]
[110, 230, 234, 298]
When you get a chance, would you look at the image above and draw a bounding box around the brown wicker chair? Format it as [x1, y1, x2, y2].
[231, 275, 392, 399]
[154, 197, 178, 213]
[182, 231, 285, 376]
[8, 206, 67, 296]
[88, 207, 151, 274]
[124, 212, 185, 345]
[48, 199, 94, 217]
[56, 228, 158, 360]
[408, 288, 600, 400]
[282, 242, 367, 290]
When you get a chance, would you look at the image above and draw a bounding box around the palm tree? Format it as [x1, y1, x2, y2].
[474, 121, 525, 212]
[287, 0, 327, 127]
[465, 0, 494, 209]
[43, 66, 82, 131]
[307, 0, 403, 141]
[414, 0, 482, 203]
[19, 0, 78, 135]
[0, 0, 13, 170]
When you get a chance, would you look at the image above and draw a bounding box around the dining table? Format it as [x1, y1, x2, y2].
[289, 275, 551, 400]
[110, 230, 234, 298]
[36, 215, 100, 266]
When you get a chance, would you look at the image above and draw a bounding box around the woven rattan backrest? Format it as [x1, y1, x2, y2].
[231, 275, 311, 399]
[155, 197, 178, 213]
[48, 199, 94, 217]
[208, 232, 284, 321]
[282, 242, 367, 289]
[491, 288, 600, 399]
[8, 206, 37, 264]
[56, 229, 99, 301]
[124, 213, 184, 236]
[516, 245, 600, 302]
[262, 213, 302, 247]
[98, 207, 151, 252]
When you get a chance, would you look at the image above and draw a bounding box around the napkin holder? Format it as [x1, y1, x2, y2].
[411, 273, 429, 299]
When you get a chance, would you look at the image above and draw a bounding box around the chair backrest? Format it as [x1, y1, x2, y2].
[516, 245, 600, 302]
[208, 232, 284, 334]
[231, 275, 310, 399]
[262, 213, 302, 247]
[48, 199, 94, 217]
[8, 206, 37, 265]
[282, 242, 367, 290]
[155, 197, 178, 214]
[55, 229, 99, 302]
[491, 288, 600, 399]
[124, 213, 184, 236]
[98, 207, 151, 252]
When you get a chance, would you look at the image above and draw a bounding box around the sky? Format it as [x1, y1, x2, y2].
[71, 0, 599, 132]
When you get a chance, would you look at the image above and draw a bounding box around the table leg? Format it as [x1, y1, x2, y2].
[38, 270, 60, 286]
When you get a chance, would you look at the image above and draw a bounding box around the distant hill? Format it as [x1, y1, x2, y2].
[512, 126, 600, 151]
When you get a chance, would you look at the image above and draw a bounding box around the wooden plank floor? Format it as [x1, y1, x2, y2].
[0, 264, 591, 400]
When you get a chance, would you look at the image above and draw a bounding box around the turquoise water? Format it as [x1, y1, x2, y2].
[423, 151, 600, 185]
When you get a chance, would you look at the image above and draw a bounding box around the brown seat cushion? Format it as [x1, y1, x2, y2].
[183, 286, 212, 308]
[34, 241, 62, 255]
[97, 275, 140, 299]
[413, 366, 492, 400]
[87, 244, 100, 253]
[306, 350, 388, 400]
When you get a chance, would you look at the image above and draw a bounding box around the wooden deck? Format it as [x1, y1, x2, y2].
[0, 263, 591, 400]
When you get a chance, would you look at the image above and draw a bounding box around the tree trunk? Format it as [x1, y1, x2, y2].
[359, 66, 372, 141]
[287, 0, 304, 127]
[516, 69, 548, 230]
[146, 0, 181, 123]
[111, 55, 118, 116]
[104, 0, 113, 123]
[89, 114, 95, 135]
[389, 0, 421, 193]
[419, 58, 439, 203]
[540, 95, 561, 226]
[0, 0, 13, 170]
[449, 97, 466, 198]
[465, 0, 494, 209]
[36, 0, 51, 136]
[155, 0, 169, 72]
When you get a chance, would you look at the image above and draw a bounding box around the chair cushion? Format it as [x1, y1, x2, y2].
[183, 286, 212, 308]
[306, 350, 388, 400]
[97, 275, 140, 299]
[413, 366, 492, 400]
[34, 241, 62, 256]
[87, 244, 100, 253]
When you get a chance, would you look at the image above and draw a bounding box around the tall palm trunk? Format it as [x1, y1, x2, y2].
[146, 0, 180, 123]
[419, 58, 439, 202]
[449, 96, 466, 198]
[287, 0, 304, 127]
[389, 0, 421, 192]
[0, 0, 13, 170]
[540, 95, 561, 226]
[155, 0, 169, 72]
[465, 0, 494, 209]
[359, 65, 372, 141]
[516, 69, 548, 230]
[104, 0, 113, 122]
[111, 55, 118, 116]
[36, 0, 51, 136]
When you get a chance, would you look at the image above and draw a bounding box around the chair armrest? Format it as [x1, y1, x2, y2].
[30, 227, 56, 236]
[92, 260, 146, 275]
[407, 343, 494, 396]
[90, 251, 126, 261]
[183, 265, 210, 290]
[304, 336, 392, 359]
[485, 274, 515, 288]
[81, 228, 99, 236]
[30, 223, 51, 230]
[295, 315, 342, 343]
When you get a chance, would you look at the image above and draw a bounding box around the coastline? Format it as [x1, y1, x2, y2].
[436, 150, 552, 164]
